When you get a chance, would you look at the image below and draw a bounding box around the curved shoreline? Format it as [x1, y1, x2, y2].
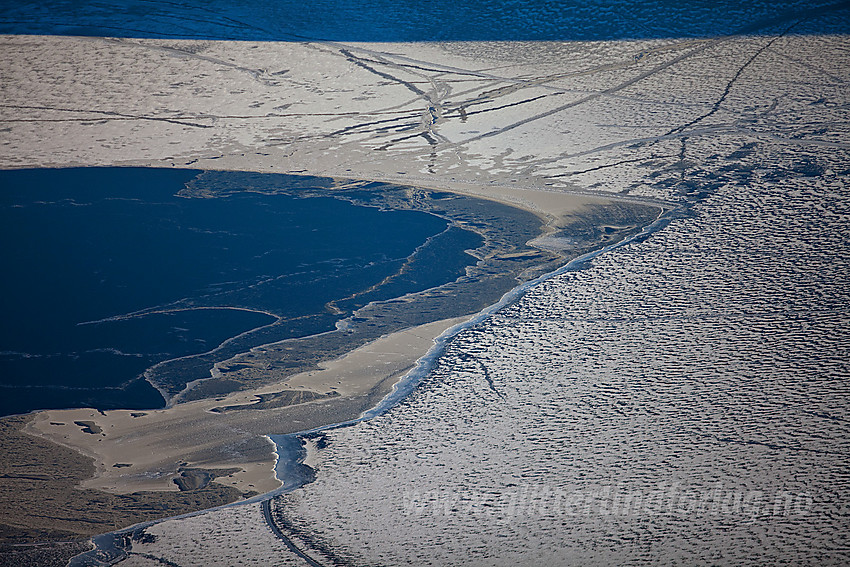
[0, 158, 670, 552]
[268, 196, 675, 485]
[141, 170, 548, 404]
[65, 195, 675, 567]
[3, 176, 668, 533]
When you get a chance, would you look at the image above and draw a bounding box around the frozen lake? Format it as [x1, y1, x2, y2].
[0, 0, 847, 565]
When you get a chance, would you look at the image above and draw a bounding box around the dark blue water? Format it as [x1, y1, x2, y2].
[0, 167, 479, 416]
[0, 0, 846, 41]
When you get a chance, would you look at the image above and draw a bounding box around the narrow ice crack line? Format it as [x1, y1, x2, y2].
[449, 38, 723, 148]
[531, 126, 727, 167]
[458, 353, 506, 401]
[547, 153, 679, 177]
[337, 48, 427, 98]
[0, 103, 211, 128]
[334, 47, 454, 151]
[540, 121, 850, 170]
[698, 432, 846, 456]
[446, 1, 850, 151]
[340, 54, 487, 79]
[325, 113, 421, 138]
[450, 93, 552, 120]
[325, 224, 455, 313]
[765, 48, 848, 84]
[102, 37, 279, 86]
[663, 24, 800, 138]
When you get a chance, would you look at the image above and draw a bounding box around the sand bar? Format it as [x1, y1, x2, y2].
[24, 316, 471, 495]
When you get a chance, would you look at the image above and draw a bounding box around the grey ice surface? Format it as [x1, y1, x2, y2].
[272, 148, 850, 566]
[267, 42, 850, 566]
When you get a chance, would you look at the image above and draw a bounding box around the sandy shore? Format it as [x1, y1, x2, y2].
[24, 315, 471, 495]
[18, 183, 633, 498]
[12, 175, 643, 511]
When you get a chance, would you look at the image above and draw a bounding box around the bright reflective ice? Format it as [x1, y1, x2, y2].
[268, 62, 850, 567]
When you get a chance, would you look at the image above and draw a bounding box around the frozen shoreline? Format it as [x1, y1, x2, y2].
[20, 182, 660, 495]
[267, 198, 673, 486]
[66, 198, 671, 567]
